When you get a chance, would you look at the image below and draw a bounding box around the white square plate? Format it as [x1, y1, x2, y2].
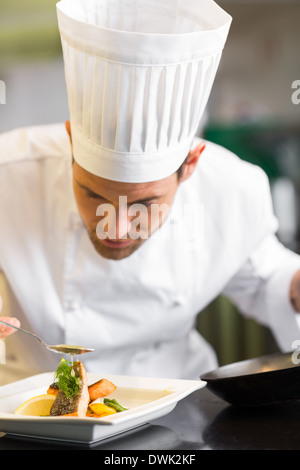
[0, 372, 205, 444]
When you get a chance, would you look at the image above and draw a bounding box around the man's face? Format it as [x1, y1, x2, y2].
[72, 161, 180, 260]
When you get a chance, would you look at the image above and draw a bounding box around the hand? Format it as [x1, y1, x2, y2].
[290, 270, 300, 312]
[0, 296, 21, 338]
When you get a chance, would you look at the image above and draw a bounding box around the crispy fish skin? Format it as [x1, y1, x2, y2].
[50, 361, 89, 417]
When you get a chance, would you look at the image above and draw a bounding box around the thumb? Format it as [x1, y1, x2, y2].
[0, 316, 21, 338]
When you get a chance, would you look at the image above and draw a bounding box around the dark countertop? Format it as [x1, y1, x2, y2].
[1, 386, 300, 451]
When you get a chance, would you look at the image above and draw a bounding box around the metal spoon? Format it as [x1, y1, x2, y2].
[0, 319, 95, 355]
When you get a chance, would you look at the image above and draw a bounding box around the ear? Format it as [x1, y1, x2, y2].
[65, 121, 72, 144]
[179, 142, 206, 182]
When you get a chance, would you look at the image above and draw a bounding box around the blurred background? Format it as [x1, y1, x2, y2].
[0, 0, 299, 366]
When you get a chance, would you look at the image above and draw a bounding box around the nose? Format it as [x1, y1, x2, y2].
[115, 202, 131, 240]
[96, 197, 133, 241]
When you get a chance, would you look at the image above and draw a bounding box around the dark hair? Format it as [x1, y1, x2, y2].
[176, 156, 188, 181]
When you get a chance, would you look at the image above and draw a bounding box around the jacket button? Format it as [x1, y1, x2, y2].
[66, 301, 80, 311]
[173, 295, 184, 307]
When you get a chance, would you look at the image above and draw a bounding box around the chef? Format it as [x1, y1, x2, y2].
[1, 0, 300, 384]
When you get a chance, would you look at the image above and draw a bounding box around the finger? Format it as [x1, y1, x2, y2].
[0, 317, 21, 338]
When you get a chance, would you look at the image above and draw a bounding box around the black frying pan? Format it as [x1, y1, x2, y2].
[200, 351, 300, 406]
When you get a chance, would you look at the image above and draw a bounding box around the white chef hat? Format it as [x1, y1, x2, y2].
[56, 0, 231, 183]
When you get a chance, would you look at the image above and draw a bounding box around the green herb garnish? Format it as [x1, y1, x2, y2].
[54, 358, 81, 398]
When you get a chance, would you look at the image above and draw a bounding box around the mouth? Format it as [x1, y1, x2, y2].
[99, 238, 135, 249]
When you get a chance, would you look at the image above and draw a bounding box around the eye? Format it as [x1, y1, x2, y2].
[85, 190, 103, 200]
[87, 192, 97, 199]
[130, 201, 155, 210]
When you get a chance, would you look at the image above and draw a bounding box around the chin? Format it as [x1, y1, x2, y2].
[88, 231, 145, 260]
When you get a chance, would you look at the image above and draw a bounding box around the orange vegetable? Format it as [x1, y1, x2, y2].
[47, 384, 59, 396]
[87, 402, 117, 418]
[88, 378, 117, 402]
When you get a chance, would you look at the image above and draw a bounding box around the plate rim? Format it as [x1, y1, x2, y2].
[0, 372, 206, 426]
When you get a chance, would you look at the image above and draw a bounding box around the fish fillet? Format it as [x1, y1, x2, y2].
[50, 361, 89, 417]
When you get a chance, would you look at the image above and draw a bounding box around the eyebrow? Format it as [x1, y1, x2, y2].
[75, 180, 163, 205]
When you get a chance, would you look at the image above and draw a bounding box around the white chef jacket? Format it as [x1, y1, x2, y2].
[0, 123, 300, 384]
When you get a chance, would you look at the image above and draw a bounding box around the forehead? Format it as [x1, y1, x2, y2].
[73, 161, 176, 201]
